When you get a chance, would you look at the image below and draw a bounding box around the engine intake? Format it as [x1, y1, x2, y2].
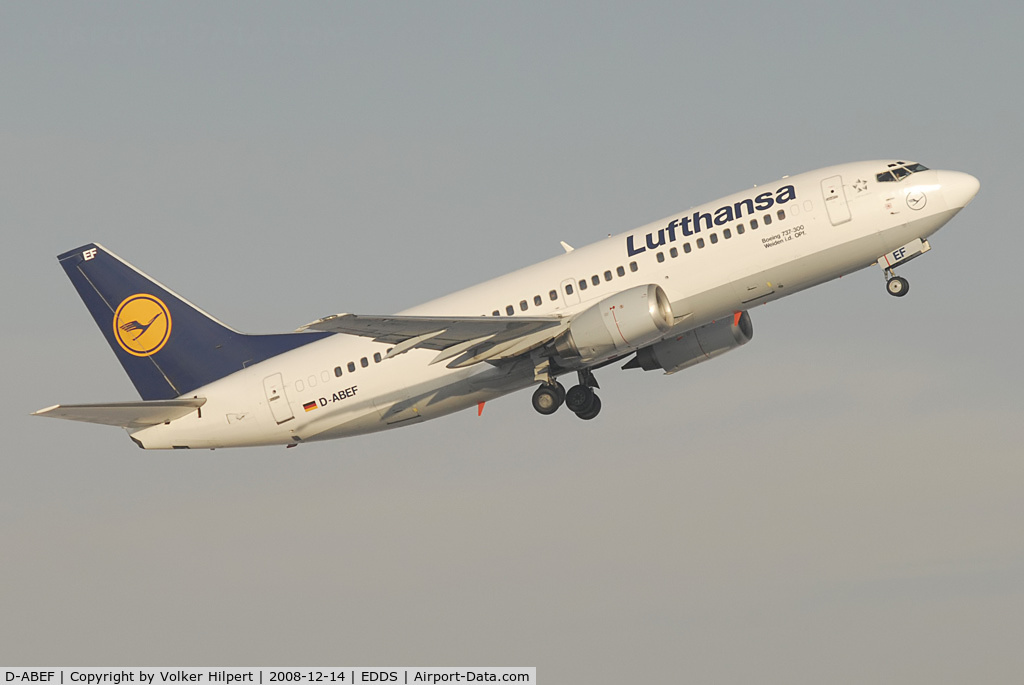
[554, 284, 673, 364]
[626, 311, 753, 374]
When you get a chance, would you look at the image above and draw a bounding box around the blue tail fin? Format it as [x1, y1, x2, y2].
[58, 244, 329, 400]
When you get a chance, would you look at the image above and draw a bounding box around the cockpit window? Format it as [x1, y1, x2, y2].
[876, 161, 929, 182]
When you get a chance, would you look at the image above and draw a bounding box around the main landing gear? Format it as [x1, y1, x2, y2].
[531, 369, 602, 420]
[884, 268, 910, 298]
[531, 381, 565, 415]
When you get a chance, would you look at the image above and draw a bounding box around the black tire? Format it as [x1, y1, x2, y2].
[532, 385, 563, 415]
[575, 394, 602, 420]
[886, 276, 909, 297]
[565, 385, 595, 414]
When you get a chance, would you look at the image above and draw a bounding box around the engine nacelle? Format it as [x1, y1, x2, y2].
[554, 284, 673, 364]
[627, 311, 753, 374]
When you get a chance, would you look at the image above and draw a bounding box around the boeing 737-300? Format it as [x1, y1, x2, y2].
[33, 160, 979, 449]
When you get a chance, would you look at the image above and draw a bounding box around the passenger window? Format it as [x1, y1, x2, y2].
[296, 379, 304, 391]
[308, 375, 316, 387]
[549, 290, 558, 301]
[579, 279, 588, 291]
[334, 366, 343, 377]
[697, 238, 705, 249]
[506, 305, 514, 315]
[373, 352, 382, 363]
[751, 218, 759, 229]
[764, 214, 773, 225]
[616, 266, 625, 277]
[519, 300, 528, 311]
[591, 275, 600, 286]
[723, 228, 731, 239]
[360, 357, 368, 368]
[533, 295, 542, 306]
[777, 209, 785, 220]
[710, 233, 718, 244]
[321, 371, 330, 383]
[737, 224, 745, 234]
[565, 283, 574, 295]
[683, 243, 692, 254]
[657, 252, 665, 262]
[347, 362, 356, 373]
[629, 261, 638, 272]
[492, 310, 500, 316]
[670, 247, 678, 258]
[604, 270, 612, 281]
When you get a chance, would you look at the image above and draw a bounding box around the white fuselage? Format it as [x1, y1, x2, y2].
[130, 161, 978, 449]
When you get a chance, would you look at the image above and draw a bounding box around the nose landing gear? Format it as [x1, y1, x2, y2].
[883, 264, 910, 297]
[886, 274, 910, 297]
[878, 239, 929, 298]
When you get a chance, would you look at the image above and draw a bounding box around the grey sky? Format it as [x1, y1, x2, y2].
[2, 2, 1022, 682]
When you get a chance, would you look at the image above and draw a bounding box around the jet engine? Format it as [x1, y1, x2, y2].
[554, 284, 673, 364]
[625, 311, 753, 374]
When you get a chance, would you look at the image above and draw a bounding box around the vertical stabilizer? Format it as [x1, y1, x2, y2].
[57, 244, 329, 400]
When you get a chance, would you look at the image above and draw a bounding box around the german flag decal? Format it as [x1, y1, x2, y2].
[303, 401, 318, 412]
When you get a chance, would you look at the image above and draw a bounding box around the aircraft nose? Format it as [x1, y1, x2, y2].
[940, 170, 980, 209]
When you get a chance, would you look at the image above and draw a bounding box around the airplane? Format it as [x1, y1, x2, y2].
[33, 160, 979, 449]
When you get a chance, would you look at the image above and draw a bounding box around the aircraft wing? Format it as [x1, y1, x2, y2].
[32, 398, 206, 428]
[298, 313, 569, 368]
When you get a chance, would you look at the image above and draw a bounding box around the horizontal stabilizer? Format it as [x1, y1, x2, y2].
[32, 398, 206, 428]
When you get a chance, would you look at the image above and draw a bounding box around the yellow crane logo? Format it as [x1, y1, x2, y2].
[113, 294, 171, 357]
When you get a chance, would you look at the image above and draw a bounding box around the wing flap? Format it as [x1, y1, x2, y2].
[445, 326, 568, 368]
[299, 313, 568, 362]
[301, 313, 563, 344]
[32, 398, 206, 428]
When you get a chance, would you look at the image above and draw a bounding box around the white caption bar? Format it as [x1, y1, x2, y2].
[2, 669, 535, 685]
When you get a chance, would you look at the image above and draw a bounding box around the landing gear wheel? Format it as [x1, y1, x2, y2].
[575, 394, 602, 420]
[532, 382, 565, 415]
[886, 276, 910, 297]
[565, 384, 596, 414]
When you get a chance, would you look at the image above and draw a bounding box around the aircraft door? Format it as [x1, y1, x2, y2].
[821, 175, 852, 225]
[263, 373, 294, 424]
[560, 278, 581, 308]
